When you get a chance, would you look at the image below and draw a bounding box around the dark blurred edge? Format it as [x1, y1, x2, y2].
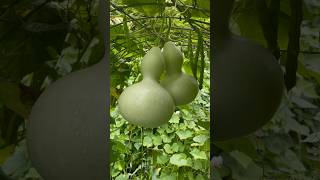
[98, 0, 111, 179]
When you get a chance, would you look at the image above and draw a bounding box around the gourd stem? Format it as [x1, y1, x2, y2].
[213, 0, 234, 38]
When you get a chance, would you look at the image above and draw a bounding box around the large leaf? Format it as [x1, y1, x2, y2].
[0, 81, 29, 118]
[169, 153, 192, 167]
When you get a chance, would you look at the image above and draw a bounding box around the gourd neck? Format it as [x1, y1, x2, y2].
[162, 41, 183, 76]
[141, 47, 164, 81]
[213, 0, 234, 40]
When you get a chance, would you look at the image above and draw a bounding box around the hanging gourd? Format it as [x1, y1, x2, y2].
[118, 47, 175, 128]
[27, 61, 108, 180]
[212, 0, 284, 141]
[26, 0, 109, 179]
[161, 41, 199, 106]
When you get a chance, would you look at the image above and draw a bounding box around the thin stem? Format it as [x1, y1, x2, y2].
[110, 16, 209, 28]
[111, 2, 165, 42]
[114, 2, 209, 13]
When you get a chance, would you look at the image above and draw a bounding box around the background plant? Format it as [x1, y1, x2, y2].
[212, 0, 320, 179]
[0, 0, 319, 180]
[109, 0, 210, 179]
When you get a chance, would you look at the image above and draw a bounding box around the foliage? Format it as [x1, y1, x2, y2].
[0, 0, 319, 180]
[109, 0, 210, 179]
[212, 0, 320, 179]
[0, 0, 103, 179]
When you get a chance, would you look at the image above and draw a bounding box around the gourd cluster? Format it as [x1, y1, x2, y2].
[118, 42, 199, 128]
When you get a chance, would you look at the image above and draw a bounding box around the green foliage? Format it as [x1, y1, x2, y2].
[110, 0, 210, 178]
[0, 0, 103, 179]
[0, 0, 319, 180]
[110, 89, 210, 179]
[212, 0, 320, 179]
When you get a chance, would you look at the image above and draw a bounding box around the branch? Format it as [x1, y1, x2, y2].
[285, 0, 303, 91]
[0, 0, 52, 42]
[0, 0, 22, 16]
[110, 16, 209, 27]
[280, 49, 320, 54]
[114, 2, 209, 13]
[169, 0, 205, 37]
[256, 0, 281, 60]
[110, 2, 164, 42]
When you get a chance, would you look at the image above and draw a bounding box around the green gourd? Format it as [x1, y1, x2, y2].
[26, 0, 109, 179]
[118, 47, 175, 128]
[212, 0, 284, 141]
[161, 41, 199, 106]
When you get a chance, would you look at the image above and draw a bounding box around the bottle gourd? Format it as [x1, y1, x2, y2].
[118, 47, 175, 128]
[26, 0, 109, 179]
[212, 0, 284, 141]
[161, 41, 199, 105]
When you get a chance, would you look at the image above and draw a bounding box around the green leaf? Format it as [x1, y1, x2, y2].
[210, 167, 222, 180]
[24, 168, 41, 179]
[169, 153, 192, 167]
[161, 134, 174, 143]
[112, 140, 129, 154]
[264, 134, 293, 154]
[226, 153, 263, 180]
[113, 161, 125, 171]
[284, 116, 310, 135]
[193, 134, 209, 145]
[291, 96, 317, 109]
[143, 136, 153, 147]
[303, 132, 320, 143]
[171, 143, 181, 153]
[192, 159, 203, 170]
[0, 145, 14, 164]
[214, 137, 258, 158]
[229, 151, 252, 169]
[0, 81, 29, 118]
[293, 78, 319, 98]
[115, 174, 129, 180]
[190, 148, 207, 160]
[152, 135, 162, 146]
[134, 142, 142, 150]
[159, 174, 176, 180]
[157, 153, 169, 164]
[2, 141, 30, 179]
[274, 149, 306, 172]
[169, 113, 180, 124]
[163, 144, 173, 154]
[176, 130, 193, 140]
[234, 1, 266, 46]
[314, 112, 320, 121]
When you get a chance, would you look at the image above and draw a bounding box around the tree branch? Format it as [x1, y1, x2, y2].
[256, 0, 281, 60]
[110, 2, 164, 43]
[285, 0, 303, 91]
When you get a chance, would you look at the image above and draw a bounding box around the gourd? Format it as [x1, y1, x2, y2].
[118, 47, 175, 128]
[26, 0, 109, 179]
[161, 41, 199, 106]
[212, 0, 284, 141]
